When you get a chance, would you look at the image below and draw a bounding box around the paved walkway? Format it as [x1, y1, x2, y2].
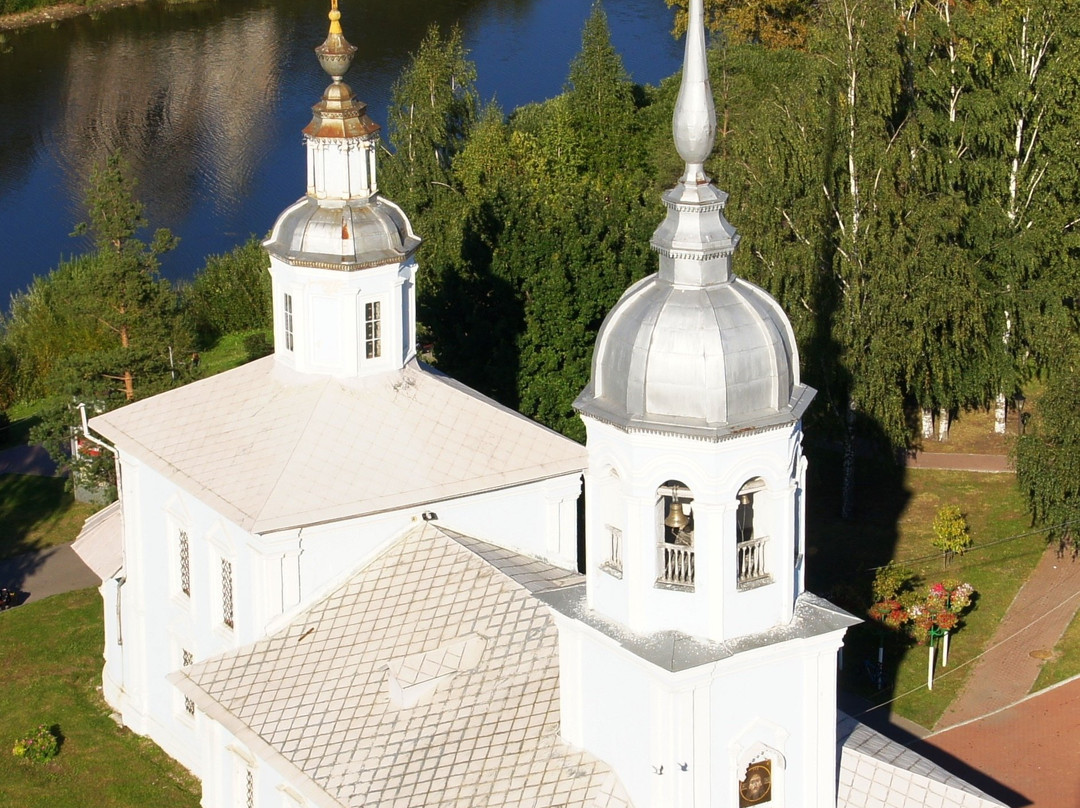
[902, 451, 1012, 473]
[1, 445, 91, 604]
[0, 542, 100, 606]
[935, 544, 1080, 730]
[0, 443, 58, 476]
[917, 675, 1080, 808]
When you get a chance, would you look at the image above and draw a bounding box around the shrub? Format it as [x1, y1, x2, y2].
[931, 505, 972, 568]
[183, 237, 272, 343]
[243, 331, 273, 361]
[12, 724, 59, 763]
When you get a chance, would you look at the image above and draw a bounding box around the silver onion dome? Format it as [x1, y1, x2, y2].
[264, 0, 421, 271]
[264, 196, 419, 270]
[575, 275, 811, 437]
[574, 0, 813, 437]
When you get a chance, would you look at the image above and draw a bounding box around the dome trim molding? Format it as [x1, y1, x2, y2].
[575, 382, 814, 442]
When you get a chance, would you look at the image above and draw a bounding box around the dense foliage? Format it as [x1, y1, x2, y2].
[1014, 360, 1080, 552]
[181, 236, 272, 341]
[1, 1, 1077, 529]
[381, 0, 1079, 520]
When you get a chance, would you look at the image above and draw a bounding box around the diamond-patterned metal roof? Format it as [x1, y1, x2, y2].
[838, 716, 1006, 808]
[171, 524, 631, 808]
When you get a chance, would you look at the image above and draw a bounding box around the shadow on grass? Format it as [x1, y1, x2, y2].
[0, 472, 94, 596]
[0, 414, 40, 452]
[809, 441, 1028, 804]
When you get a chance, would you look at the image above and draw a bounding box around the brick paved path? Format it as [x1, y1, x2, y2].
[918, 675, 1080, 808]
[935, 544, 1080, 730]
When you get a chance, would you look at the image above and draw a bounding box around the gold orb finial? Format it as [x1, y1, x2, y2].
[316, 0, 356, 80]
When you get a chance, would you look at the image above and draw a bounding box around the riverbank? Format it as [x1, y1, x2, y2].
[0, 0, 142, 32]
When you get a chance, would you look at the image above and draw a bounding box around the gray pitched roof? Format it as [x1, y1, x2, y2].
[93, 359, 586, 534]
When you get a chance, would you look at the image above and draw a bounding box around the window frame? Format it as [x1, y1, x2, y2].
[284, 293, 294, 352]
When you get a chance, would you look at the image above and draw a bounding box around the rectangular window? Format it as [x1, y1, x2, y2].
[221, 558, 234, 629]
[182, 649, 195, 716]
[364, 300, 381, 359]
[284, 293, 294, 352]
[179, 529, 190, 597]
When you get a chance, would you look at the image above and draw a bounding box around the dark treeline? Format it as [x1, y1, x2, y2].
[1, 0, 1077, 534]
[379, 0, 1080, 527]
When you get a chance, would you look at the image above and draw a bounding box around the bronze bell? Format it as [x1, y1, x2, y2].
[665, 501, 690, 531]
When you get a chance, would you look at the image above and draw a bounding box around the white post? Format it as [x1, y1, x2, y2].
[927, 645, 936, 691]
[942, 632, 950, 667]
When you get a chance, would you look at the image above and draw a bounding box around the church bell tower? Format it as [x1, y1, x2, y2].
[543, 1, 858, 805]
[263, 0, 420, 379]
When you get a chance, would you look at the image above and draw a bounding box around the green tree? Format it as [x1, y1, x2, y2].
[931, 505, 972, 568]
[1014, 364, 1080, 553]
[2, 255, 119, 401]
[666, 0, 816, 50]
[963, 1, 1080, 432]
[565, 2, 638, 175]
[381, 24, 479, 307]
[24, 154, 194, 485]
[497, 12, 657, 439]
[182, 236, 272, 343]
[70, 152, 188, 402]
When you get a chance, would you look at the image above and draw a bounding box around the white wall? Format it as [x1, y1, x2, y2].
[556, 614, 845, 808]
[582, 416, 806, 643]
[103, 453, 582, 783]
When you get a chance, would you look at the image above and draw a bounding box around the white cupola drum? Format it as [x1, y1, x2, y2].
[263, 0, 421, 379]
[574, 0, 815, 644]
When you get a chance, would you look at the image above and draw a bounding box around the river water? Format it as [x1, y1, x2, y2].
[0, 0, 682, 306]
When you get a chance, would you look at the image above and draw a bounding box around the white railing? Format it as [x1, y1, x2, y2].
[657, 543, 695, 589]
[737, 535, 770, 588]
[601, 525, 623, 577]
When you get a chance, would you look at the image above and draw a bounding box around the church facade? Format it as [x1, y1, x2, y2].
[77, 3, 1007, 807]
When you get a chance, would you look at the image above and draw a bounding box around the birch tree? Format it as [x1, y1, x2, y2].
[966, 1, 1080, 432]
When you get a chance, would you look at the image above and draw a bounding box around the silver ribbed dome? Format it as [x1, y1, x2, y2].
[575, 274, 812, 438]
[264, 196, 420, 270]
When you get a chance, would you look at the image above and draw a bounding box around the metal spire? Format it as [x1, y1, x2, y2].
[672, 0, 716, 185]
[649, 0, 738, 287]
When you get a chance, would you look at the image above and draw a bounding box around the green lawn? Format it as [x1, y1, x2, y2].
[807, 452, 1044, 729]
[0, 589, 201, 807]
[0, 474, 99, 560]
[1033, 603, 1080, 692]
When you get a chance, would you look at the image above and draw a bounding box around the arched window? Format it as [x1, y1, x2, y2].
[736, 478, 770, 589]
[656, 480, 694, 589]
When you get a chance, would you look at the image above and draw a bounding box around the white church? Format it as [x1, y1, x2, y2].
[74, 2, 1007, 806]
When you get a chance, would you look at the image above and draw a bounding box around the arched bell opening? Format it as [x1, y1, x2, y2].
[736, 478, 770, 589]
[656, 480, 694, 590]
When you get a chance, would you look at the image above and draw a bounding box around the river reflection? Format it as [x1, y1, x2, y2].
[0, 0, 680, 304]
